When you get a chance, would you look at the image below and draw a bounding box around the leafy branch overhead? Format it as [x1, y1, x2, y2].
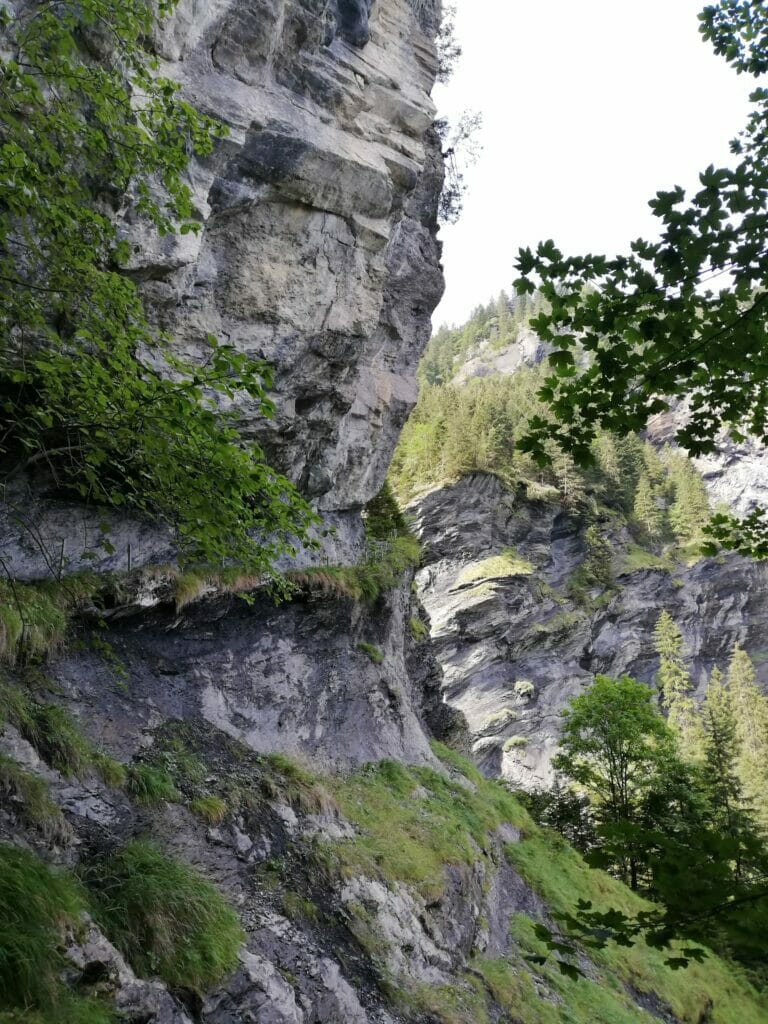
[0, 0, 317, 573]
[513, 1, 768, 558]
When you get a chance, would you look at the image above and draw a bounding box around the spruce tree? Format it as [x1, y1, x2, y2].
[701, 667, 744, 839]
[653, 612, 703, 760]
[633, 473, 663, 539]
[665, 454, 711, 542]
[727, 645, 768, 829]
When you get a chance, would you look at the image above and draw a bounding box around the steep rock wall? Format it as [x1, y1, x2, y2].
[410, 473, 768, 787]
[1, 0, 445, 578]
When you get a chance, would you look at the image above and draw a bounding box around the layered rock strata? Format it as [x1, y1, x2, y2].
[1, 0, 445, 578]
[411, 472, 768, 787]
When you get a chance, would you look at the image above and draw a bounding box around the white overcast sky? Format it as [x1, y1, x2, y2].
[432, 0, 755, 327]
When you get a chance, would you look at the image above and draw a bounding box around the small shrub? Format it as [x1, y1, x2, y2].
[363, 481, 410, 541]
[503, 736, 529, 753]
[0, 754, 69, 841]
[357, 642, 384, 665]
[409, 616, 429, 642]
[85, 841, 244, 992]
[28, 704, 96, 778]
[126, 763, 179, 805]
[190, 795, 228, 825]
[0, 844, 86, 1010]
[456, 550, 534, 588]
[281, 891, 319, 924]
[514, 680, 535, 700]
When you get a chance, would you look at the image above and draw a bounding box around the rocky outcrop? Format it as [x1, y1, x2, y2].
[410, 473, 768, 787]
[54, 578, 446, 771]
[1, 0, 445, 579]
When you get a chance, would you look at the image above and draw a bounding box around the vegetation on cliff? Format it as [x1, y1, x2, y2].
[0, 0, 316, 576]
[513, 1, 768, 561]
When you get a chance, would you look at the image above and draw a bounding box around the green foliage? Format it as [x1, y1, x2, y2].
[421, 292, 548, 386]
[0, 844, 87, 1012]
[125, 763, 180, 806]
[281, 891, 319, 924]
[356, 641, 384, 665]
[553, 675, 674, 889]
[726, 644, 768, 828]
[0, 754, 69, 840]
[0, 0, 317, 574]
[288, 535, 421, 604]
[325, 752, 528, 902]
[189, 795, 228, 825]
[456, 549, 534, 587]
[568, 525, 614, 599]
[408, 616, 430, 642]
[513, 3, 768, 558]
[633, 473, 663, 539]
[363, 481, 410, 541]
[549, 665, 768, 977]
[509, 836, 764, 1023]
[653, 612, 704, 760]
[85, 841, 243, 992]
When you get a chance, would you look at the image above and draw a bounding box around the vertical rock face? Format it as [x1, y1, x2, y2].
[409, 473, 768, 788]
[0, 0, 446, 578]
[144, 0, 445, 520]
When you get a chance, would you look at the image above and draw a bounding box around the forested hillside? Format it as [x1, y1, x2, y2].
[393, 296, 712, 565]
[399, 294, 768, 994]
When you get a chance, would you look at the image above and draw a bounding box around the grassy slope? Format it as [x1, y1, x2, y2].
[325, 744, 768, 1024]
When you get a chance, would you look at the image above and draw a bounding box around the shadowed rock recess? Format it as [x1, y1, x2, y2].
[2, 5, 768, 1024]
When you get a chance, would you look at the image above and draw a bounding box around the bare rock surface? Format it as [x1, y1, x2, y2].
[0, 0, 445, 578]
[410, 473, 768, 787]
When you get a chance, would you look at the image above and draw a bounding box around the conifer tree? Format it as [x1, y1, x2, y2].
[633, 473, 663, 539]
[665, 452, 711, 542]
[701, 667, 744, 839]
[727, 645, 768, 829]
[653, 612, 702, 760]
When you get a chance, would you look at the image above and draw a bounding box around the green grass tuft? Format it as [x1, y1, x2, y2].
[356, 641, 384, 665]
[615, 544, 671, 576]
[189, 795, 228, 825]
[125, 763, 180, 805]
[287, 535, 421, 605]
[0, 682, 124, 785]
[0, 575, 100, 663]
[0, 754, 69, 841]
[85, 840, 243, 992]
[456, 549, 534, 588]
[0, 845, 87, 1011]
[408, 616, 430, 642]
[281, 891, 319, 924]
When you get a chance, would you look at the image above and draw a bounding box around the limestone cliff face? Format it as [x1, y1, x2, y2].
[0, 0, 445, 578]
[410, 472, 768, 788]
[145, 0, 445, 518]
